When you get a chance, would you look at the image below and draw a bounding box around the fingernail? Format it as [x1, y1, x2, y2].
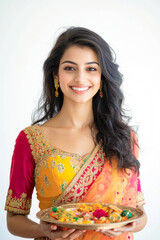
[51, 224, 57, 230]
[70, 229, 75, 232]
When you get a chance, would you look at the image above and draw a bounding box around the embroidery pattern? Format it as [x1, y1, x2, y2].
[44, 175, 50, 186]
[69, 157, 90, 173]
[5, 189, 31, 214]
[24, 125, 53, 164]
[24, 124, 90, 168]
[24, 125, 91, 164]
[50, 159, 56, 169]
[55, 147, 105, 205]
[34, 159, 49, 187]
[40, 186, 44, 196]
[57, 161, 65, 173]
[60, 180, 67, 191]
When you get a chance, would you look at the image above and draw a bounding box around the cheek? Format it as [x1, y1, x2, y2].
[92, 77, 101, 88]
[59, 74, 70, 89]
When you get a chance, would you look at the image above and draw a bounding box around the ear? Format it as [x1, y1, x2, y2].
[53, 73, 59, 79]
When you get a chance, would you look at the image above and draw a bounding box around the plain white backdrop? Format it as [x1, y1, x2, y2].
[0, 0, 160, 239]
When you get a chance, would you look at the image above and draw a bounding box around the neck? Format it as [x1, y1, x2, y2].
[56, 99, 94, 129]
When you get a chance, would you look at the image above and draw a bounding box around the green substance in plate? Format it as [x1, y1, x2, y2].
[121, 210, 132, 219]
[73, 217, 79, 221]
[52, 207, 58, 212]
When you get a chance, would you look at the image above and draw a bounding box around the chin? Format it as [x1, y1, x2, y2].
[71, 97, 92, 104]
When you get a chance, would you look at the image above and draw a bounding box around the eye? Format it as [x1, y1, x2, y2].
[87, 67, 97, 71]
[64, 66, 75, 71]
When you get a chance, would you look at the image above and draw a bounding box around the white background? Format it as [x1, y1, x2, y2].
[0, 0, 160, 239]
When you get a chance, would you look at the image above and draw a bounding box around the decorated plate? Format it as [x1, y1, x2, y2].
[36, 203, 144, 230]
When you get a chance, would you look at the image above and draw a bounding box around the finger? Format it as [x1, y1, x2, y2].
[51, 224, 58, 230]
[113, 222, 136, 232]
[101, 231, 115, 238]
[52, 228, 76, 239]
[100, 229, 122, 237]
[40, 221, 52, 232]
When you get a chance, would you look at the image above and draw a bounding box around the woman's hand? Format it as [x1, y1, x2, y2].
[96, 206, 147, 238]
[40, 220, 86, 240]
[96, 222, 138, 238]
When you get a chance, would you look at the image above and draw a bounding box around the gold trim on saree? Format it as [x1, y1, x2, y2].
[54, 144, 105, 206]
[24, 125, 53, 163]
[24, 124, 92, 163]
[5, 189, 31, 214]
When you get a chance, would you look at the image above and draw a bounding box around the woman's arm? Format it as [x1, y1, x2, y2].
[7, 212, 45, 238]
[7, 212, 86, 239]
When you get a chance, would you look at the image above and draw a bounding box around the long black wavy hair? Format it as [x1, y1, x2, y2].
[32, 26, 140, 172]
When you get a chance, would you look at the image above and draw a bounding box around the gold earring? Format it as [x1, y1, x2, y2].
[99, 80, 103, 98]
[54, 76, 59, 97]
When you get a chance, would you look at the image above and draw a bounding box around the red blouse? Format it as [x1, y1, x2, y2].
[5, 130, 35, 214]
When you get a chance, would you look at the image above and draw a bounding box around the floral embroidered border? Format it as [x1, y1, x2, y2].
[5, 189, 31, 214]
[24, 125, 53, 163]
[24, 124, 91, 165]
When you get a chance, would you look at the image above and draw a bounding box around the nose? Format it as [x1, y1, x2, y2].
[74, 69, 86, 83]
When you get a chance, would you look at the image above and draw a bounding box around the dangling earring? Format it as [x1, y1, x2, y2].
[99, 80, 103, 98]
[54, 76, 59, 97]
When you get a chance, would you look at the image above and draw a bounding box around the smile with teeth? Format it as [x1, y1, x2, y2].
[71, 86, 90, 91]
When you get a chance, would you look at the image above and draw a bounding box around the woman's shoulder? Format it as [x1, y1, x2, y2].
[23, 124, 43, 142]
[14, 124, 40, 144]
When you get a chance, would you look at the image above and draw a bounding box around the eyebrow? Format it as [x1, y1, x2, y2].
[61, 60, 99, 66]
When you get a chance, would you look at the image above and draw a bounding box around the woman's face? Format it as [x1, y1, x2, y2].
[57, 45, 101, 104]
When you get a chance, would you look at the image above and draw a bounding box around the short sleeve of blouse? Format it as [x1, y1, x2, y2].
[5, 130, 35, 214]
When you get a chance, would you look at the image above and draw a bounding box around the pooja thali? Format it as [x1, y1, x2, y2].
[36, 203, 144, 230]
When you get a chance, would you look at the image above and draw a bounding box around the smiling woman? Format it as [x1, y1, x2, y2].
[5, 27, 147, 240]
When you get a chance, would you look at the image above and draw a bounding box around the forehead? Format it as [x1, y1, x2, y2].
[60, 45, 99, 63]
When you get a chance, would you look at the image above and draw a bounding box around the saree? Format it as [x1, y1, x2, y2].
[5, 124, 145, 240]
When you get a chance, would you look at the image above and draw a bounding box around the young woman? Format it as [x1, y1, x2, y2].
[5, 27, 147, 240]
